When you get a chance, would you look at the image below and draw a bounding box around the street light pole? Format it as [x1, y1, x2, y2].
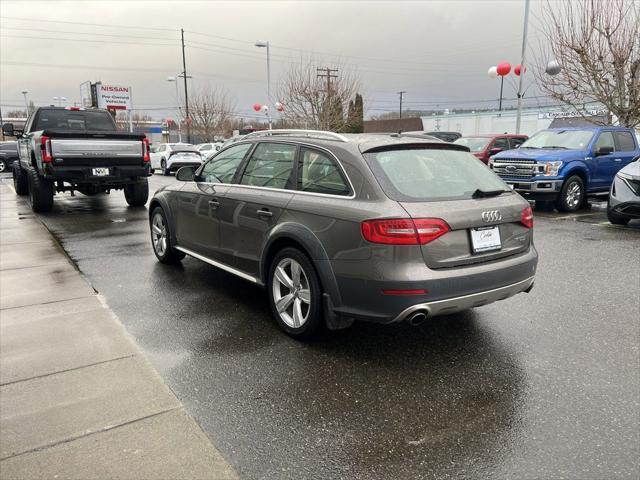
[255, 40, 272, 130]
[21, 90, 29, 113]
[515, 0, 531, 134]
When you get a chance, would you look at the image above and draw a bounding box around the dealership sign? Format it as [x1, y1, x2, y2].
[96, 83, 132, 110]
[538, 108, 608, 119]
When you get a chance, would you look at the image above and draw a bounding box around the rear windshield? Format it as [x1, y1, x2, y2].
[520, 130, 593, 150]
[454, 137, 491, 152]
[33, 109, 115, 132]
[170, 144, 198, 152]
[364, 148, 510, 202]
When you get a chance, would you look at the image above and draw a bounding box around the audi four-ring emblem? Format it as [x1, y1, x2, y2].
[481, 210, 502, 223]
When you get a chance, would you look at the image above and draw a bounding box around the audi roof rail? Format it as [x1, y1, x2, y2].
[242, 129, 349, 143]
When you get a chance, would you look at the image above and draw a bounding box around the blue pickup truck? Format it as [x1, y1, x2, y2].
[489, 126, 640, 211]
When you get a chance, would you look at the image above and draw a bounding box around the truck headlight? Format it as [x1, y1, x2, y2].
[540, 161, 562, 176]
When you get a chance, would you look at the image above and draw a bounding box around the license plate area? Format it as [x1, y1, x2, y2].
[92, 168, 110, 176]
[470, 225, 502, 253]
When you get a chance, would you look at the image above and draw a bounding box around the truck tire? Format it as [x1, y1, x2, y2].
[124, 179, 149, 207]
[606, 203, 630, 225]
[161, 159, 170, 176]
[27, 168, 54, 212]
[12, 165, 29, 196]
[556, 175, 585, 212]
[0, 159, 6, 173]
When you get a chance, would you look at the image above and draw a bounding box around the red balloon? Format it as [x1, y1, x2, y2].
[497, 62, 511, 76]
[253, 103, 262, 112]
[514, 64, 527, 76]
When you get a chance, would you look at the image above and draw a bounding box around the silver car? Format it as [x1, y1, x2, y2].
[607, 155, 640, 225]
[149, 130, 538, 338]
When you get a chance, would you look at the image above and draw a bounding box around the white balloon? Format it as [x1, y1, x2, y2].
[488, 66, 498, 79]
[261, 105, 269, 112]
[546, 60, 561, 76]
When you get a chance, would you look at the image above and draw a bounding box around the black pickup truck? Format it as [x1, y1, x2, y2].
[2, 107, 151, 212]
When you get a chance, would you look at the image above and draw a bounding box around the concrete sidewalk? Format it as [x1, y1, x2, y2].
[0, 181, 238, 480]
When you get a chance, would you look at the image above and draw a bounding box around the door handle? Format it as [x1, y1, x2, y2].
[257, 208, 273, 218]
[614, 158, 622, 162]
[208, 199, 220, 209]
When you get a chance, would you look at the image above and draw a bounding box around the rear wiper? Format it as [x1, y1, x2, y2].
[472, 188, 510, 198]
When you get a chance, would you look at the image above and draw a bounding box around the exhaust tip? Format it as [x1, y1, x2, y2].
[407, 311, 428, 327]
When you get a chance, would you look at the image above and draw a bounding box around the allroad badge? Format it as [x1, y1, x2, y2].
[481, 210, 502, 223]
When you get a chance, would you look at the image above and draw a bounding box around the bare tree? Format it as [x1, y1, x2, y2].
[189, 85, 236, 141]
[536, 0, 640, 127]
[277, 57, 361, 132]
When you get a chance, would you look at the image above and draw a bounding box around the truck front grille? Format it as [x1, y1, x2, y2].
[491, 158, 537, 179]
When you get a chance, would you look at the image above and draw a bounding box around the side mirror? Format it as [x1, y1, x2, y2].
[489, 147, 503, 155]
[175, 166, 196, 182]
[595, 146, 614, 156]
[2, 123, 15, 137]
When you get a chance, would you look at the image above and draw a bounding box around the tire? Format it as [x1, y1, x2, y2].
[13, 165, 29, 195]
[26, 168, 54, 212]
[150, 207, 185, 264]
[556, 175, 585, 212]
[607, 202, 630, 225]
[268, 247, 323, 339]
[0, 159, 6, 173]
[161, 159, 170, 176]
[124, 179, 149, 207]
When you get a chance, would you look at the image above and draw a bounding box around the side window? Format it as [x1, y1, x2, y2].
[239, 142, 296, 189]
[510, 137, 526, 149]
[200, 143, 252, 183]
[614, 132, 636, 152]
[157, 145, 165, 152]
[492, 137, 509, 150]
[200, 144, 211, 151]
[595, 132, 616, 151]
[298, 148, 350, 196]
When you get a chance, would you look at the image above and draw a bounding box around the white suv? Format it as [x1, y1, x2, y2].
[150, 143, 202, 175]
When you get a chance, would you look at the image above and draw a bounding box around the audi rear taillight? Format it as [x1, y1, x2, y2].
[40, 136, 53, 163]
[142, 138, 150, 162]
[361, 218, 450, 245]
[521, 206, 534, 229]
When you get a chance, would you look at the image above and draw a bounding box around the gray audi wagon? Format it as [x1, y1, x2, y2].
[149, 130, 538, 338]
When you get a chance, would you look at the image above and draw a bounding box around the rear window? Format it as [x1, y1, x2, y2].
[33, 109, 115, 132]
[364, 148, 509, 202]
[170, 144, 198, 152]
[454, 137, 491, 152]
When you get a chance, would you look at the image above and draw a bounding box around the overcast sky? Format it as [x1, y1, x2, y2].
[1, 0, 550, 121]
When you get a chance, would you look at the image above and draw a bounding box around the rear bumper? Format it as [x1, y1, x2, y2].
[165, 161, 202, 172]
[331, 246, 538, 323]
[392, 275, 535, 322]
[42, 163, 151, 184]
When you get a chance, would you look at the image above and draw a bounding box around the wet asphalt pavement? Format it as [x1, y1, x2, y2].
[3, 173, 639, 479]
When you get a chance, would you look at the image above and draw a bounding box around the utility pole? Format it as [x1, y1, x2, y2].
[398, 91, 406, 119]
[181, 28, 191, 143]
[0, 106, 4, 141]
[515, 0, 531, 134]
[316, 67, 339, 95]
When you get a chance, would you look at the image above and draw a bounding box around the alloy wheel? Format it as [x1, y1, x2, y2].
[272, 258, 311, 328]
[151, 212, 167, 256]
[565, 181, 582, 208]
[0, 160, 6, 173]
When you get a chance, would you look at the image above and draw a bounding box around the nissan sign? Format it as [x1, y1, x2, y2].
[96, 83, 132, 111]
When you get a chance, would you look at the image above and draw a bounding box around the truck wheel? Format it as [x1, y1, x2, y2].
[0, 159, 6, 173]
[161, 159, 170, 176]
[27, 168, 54, 212]
[606, 202, 629, 225]
[124, 179, 149, 207]
[12, 165, 29, 196]
[556, 175, 585, 212]
[150, 207, 185, 263]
